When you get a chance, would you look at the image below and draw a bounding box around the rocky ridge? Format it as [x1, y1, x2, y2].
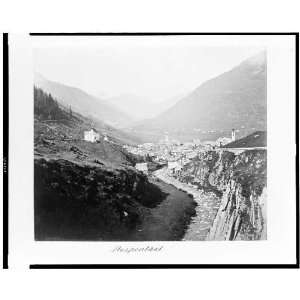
[178, 149, 267, 240]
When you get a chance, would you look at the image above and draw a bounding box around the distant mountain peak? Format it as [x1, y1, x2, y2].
[133, 51, 267, 142]
[241, 51, 266, 66]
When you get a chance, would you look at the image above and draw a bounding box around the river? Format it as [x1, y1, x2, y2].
[153, 168, 221, 241]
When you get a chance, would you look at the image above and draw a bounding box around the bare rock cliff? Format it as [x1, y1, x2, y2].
[179, 150, 267, 240]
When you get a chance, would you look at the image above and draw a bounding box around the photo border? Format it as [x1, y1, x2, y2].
[3, 32, 299, 269]
[2, 33, 9, 269]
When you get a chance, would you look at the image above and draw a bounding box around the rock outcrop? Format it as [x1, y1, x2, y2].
[178, 149, 267, 240]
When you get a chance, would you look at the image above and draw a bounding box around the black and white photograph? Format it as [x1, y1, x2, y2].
[33, 39, 267, 242]
[1, 1, 300, 299]
[4, 33, 298, 268]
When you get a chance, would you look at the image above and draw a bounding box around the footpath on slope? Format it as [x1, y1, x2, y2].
[127, 176, 197, 241]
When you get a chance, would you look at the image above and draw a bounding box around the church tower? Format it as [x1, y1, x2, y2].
[231, 129, 236, 142]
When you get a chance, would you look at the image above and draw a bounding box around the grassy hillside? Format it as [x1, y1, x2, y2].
[35, 158, 167, 240]
[223, 131, 267, 148]
[34, 87, 143, 167]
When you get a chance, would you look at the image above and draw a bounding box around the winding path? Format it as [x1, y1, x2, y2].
[127, 177, 196, 241]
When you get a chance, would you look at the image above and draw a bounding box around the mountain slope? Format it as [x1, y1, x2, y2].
[34, 87, 142, 166]
[133, 52, 267, 141]
[223, 131, 267, 148]
[34, 73, 133, 128]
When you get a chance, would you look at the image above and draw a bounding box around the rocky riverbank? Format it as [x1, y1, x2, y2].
[178, 149, 267, 240]
[154, 168, 221, 240]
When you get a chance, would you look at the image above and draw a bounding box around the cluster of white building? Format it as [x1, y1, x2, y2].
[126, 129, 237, 175]
[83, 127, 238, 175]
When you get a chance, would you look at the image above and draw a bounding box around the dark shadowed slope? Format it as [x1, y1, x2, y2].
[34, 73, 133, 128]
[223, 131, 267, 148]
[132, 52, 267, 140]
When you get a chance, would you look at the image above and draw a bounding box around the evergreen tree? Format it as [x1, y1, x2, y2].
[34, 86, 66, 120]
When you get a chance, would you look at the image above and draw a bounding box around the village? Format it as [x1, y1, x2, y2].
[82, 126, 235, 175]
[124, 129, 237, 175]
[82, 127, 266, 177]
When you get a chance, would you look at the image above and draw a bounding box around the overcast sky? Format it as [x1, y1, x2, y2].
[33, 37, 264, 102]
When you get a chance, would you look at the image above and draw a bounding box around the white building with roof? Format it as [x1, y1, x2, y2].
[135, 162, 148, 174]
[84, 128, 100, 143]
[167, 161, 183, 175]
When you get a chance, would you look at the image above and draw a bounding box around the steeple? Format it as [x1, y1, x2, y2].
[231, 129, 236, 142]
